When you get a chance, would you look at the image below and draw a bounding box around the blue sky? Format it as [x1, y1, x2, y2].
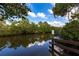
[27, 3, 69, 27]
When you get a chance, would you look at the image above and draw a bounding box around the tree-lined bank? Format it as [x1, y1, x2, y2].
[0, 18, 54, 36]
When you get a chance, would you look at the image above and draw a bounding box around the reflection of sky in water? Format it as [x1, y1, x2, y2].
[28, 41, 45, 47]
[0, 40, 51, 56]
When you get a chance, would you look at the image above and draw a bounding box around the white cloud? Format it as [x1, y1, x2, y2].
[27, 41, 45, 48]
[28, 11, 47, 18]
[71, 7, 78, 13]
[65, 7, 79, 20]
[28, 11, 37, 17]
[48, 9, 53, 14]
[27, 3, 32, 7]
[48, 21, 65, 27]
[51, 3, 55, 7]
[37, 12, 46, 18]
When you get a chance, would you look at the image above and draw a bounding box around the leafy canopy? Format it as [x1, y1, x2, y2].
[0, 3, 30, 20]
[53, 3, 79, 18]
[61, 20, 79, 40]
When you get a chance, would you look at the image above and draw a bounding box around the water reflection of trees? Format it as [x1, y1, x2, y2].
[0, 34, 53, 50]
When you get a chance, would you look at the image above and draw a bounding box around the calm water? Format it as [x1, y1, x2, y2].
[0, 34, 53, 56]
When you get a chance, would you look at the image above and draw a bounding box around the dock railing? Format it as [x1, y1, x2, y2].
[49, 38, 79, 56]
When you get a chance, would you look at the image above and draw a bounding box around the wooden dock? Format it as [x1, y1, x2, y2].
[49, 38, 79, 56]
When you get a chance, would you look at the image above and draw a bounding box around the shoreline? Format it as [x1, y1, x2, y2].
[0, 32, 52, 37]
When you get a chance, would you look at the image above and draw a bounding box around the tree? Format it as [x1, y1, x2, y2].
[17, 18, 30, 34]
[38, 22, 51, 33]
[29, 22, 38, 33]
[0, 21, 9, 35]
[61, 20, 79, 40]
[52, 3, 79, 40]
[9, 21, 19, 35]
[53, 3, 79, 20]
[0, 3, 30, 21]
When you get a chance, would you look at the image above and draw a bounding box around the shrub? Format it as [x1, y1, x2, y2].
[61, 20, 79, 40]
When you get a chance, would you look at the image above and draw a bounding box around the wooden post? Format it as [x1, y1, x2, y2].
[52, 39, 54, 55]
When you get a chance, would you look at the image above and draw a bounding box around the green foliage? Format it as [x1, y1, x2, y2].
[0, 3, 30, 20]
[53, 3, 78, 17]
[29, 22, 38, 33]
[0, 3, 54, 36]
[0, 18, 53, 36]
[61, 20, 79, 40]
[17, 18, 30, 33]
[38, 22, 51, 33]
